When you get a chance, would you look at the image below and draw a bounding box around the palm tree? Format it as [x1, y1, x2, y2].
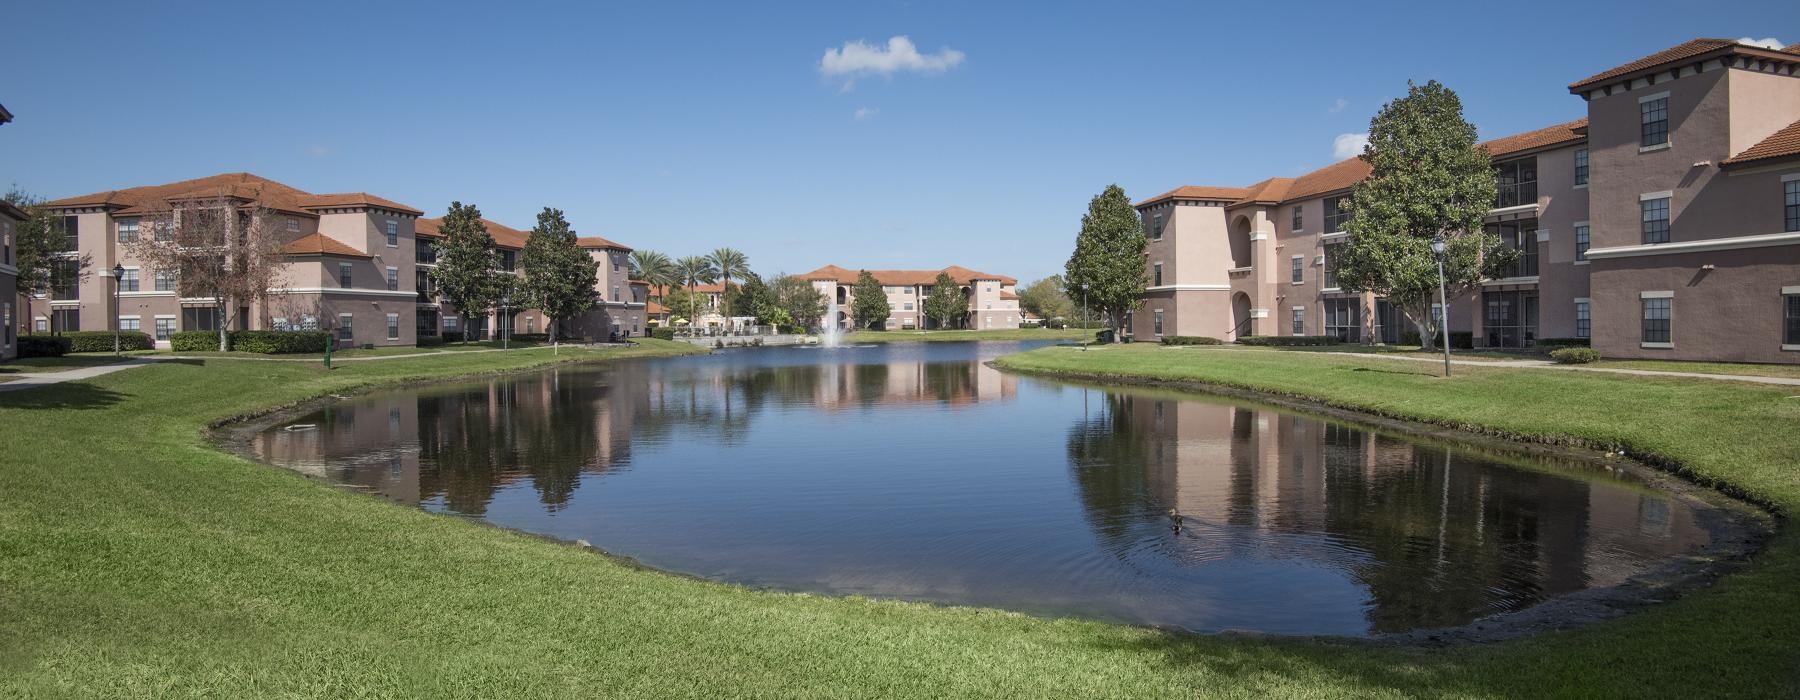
[631, 250, 678, 301]
[674, 255, 718, 335]
[708, 247, 749, 331]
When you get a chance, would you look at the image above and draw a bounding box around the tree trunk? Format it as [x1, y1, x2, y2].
[217, 300, 229, 352]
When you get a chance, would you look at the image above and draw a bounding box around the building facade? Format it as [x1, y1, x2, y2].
[800, 264, 1022, 330]
[1135, 38, 1800, 363]
[0, 201, 23, 362]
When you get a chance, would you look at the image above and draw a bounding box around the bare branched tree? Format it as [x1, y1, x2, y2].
[127, 188, 291, 351]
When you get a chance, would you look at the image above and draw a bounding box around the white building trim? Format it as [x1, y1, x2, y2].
[1640, 290, 1675, 299]
[1586, 231, 1800, 259]
[273, 287, 421, 298]
[1143, 284, 1230, 292]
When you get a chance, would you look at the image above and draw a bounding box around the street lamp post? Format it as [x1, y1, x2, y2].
[1431, 236, 1451, 377]
[111, 263, 125, 355]
[500, 294, 511, 350]
[1080, 281, 1090, 350]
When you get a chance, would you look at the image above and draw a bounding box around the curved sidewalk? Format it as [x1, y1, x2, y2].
[0, 358, 160, 393]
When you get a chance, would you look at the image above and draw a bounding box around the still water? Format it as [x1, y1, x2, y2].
[249, 341, 1718, 636]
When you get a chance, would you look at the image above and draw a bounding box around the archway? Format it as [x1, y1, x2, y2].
[1230, 292, 1253, 341]
[1229, 216, 1254, 269]
[836, 285, 848, 305]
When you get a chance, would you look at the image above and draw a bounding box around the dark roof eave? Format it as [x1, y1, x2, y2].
[1568, 44, 1800, 93]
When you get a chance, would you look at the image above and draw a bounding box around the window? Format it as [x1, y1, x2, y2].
[1152, 262, 1163, 286]
[443, 316, 459, 331]
[60, 215, 79, 251]
[1483, 290, 1538, 348]
[1640, 96, 1669, 148]
[35, 317, 47, 333]
[1642, 297, 1671, 344]
[154, 317, 175, 340]
[182, 307, 220, 332]
[1323, 195, 1352, 232]
[386, 313, 400, 341]
[1291, 256, 1304, 283]
[1292, 307, 1305, 335]
[271, 317, 291, 331]
[338, 313, 354, 342]
[1323, 298, 1360, 343]
[117, 218, 139, 243]
[339, 262, 353, 288]
[385, 221, 398, 247]
[118, 267, 139, 292]
[903, 302, 914, 311]
[154, 219, 173, 242]
[416, 239, 437, 264]
[1151, 213, 1163, 241]
[525, 316, 535, 335]
[1641, 197, 1670, 244]
[416, 269, 433, 302]
[1484, 218, 1538, 278]
[1787, 293, 1800, 346]
[497, 250, 516, 271]
[1152, 310, 1164, 336]
[1494, 157, 1538, 208]
[417, 308, 439, 337]
[1322, 243, 1342, 289]
[51, 259, 80, 300]
[155, 270, 175, 292]
[1576, 224, 1590, 262]
[118, 316, 141, 331]
[1574, 148, 1589, 186]
[1575, 301, 1590, 339]
[612, 285, 621, 302]
[1786, 179, 1800, 233]
[286, 218, 300, 233]
[386, 267, 399, 291]
[1291, 205, 1303, 231]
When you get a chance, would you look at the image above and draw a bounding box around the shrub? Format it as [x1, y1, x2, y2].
[170, 331, 222, 352]
[440, 330, 465, 343]
[1161, 335, 1223, 346]
[230, 330, 332, 354]
[417, 335, 446, 347]
[510, 333, 550, 343]
[1550, 347, 1601, 364]
[1400, 330, 1422, 346]
[1449, 331, 1474, 349]
[650, 327, 676, 341]
[1239, 335, 1340, 346]
[49, 331, 154, 353]
[18, 335, 71, 358]
[1537, 337, 1591, 349]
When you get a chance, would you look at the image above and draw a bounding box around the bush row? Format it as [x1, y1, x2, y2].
[23, 331, 155, 353]
[1160, 335, 1223, 346]
[1550, 346, 1601, 364]
[1239, 335, 1341, 347]
[1536, 337, 1591, 348]
[18, 335, 71, 357]
[650, 327, 676, 341]
[169, 330, 332, 354]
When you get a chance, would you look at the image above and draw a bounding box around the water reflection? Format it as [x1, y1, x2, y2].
[252, 342, 1714, 635]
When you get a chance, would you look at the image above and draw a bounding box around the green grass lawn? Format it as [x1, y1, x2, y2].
[3, 338, 1796, 696]
[0, 355, 134, 374]
[1589, 358, 1800, 380]
[846, 327, 1090, 343]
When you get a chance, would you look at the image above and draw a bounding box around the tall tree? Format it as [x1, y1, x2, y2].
[5, 189, 90, 336]
[922, 271, 968, 330]
[849, 270, 891, 330]
[1064, 184, 1147, 341]
[520, 207, 598, 344]
[674, 255, 718, 334]
[708, 247, 749, 327]
[1337, 80, 1511, 350]
[429, 202, 501, 344]
[731, 272, 766, 318]
[1017, 274, 1073, 322]
[128, 188, 288, 351]
[768, 273, 825, 329]
[630, 249, 677, 301]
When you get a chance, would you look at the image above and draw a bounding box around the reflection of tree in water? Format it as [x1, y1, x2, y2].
[417, 384, 516, 516]
[1066, 391, 1600, 632]
[922, 362, 975, 404]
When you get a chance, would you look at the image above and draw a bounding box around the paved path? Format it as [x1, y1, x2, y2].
[1189, 346, 1800, 387]
[0, 358, 160, 393]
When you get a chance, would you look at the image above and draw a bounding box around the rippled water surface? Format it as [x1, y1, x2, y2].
[250, 341, 1717, 635]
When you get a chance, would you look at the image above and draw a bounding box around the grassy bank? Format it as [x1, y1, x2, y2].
[846, 327, 1090, 343]
[2, 338, 1794, 696]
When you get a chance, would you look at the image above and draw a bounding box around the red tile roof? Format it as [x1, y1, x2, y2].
[1229, 177, 1296, 207]
[1481, 118, 1588, 158]
[415, 216, 529, 249]
[800, 264, 1017, 286]
[1281, 157, 1373, 202]
[575, 235, 632, 252]
[1722, 117, 1800, 167]
[300, 192, 423, 215]
[647, 301, 670, 315]
[1135, 185, 1253, 207]
[281, 233, 370, 258]
[43, 172, 420, 217]
[1567, 38, 1800, 92]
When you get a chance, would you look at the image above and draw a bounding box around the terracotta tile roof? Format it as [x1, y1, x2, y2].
[1228, 177, 1296, 208]
[1281, 158, 1373, 203]
[42, 172, 420, 218]
[628, 279, 649, 286]
[999, 290, 1019, 300]
[281, 232, 370, 258]
[683, 282, 727, 294]
[1134, 185, 1253, 207]
[1481, 118, 1588, 158]
[647, 301, 670, 315]
[800, 264, 1017, 286]
[415, 216, 529, 249]
[575, 235, 632, 252]
[1722, 117, 1800, 166]
[1567, 38, 1800, 92]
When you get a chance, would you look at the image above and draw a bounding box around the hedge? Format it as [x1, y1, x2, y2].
[26, 331, 153, 353]
[170, 331, 223, 352]
[509, 333, 550, 343]
[650, 328, 676, 341]
[1449, 331, 1474, 350]
[230, 331, 332, 354]
[1537, 337, 1591, 348]
[18, 336, 71, 358]
[417, 336, 447, 348]
[1550, 346, 1601, 364]
[1239, 335, 1340, 347]
[1160, 336, 1223, 346]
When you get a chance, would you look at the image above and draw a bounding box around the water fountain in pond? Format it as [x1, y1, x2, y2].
[819, 295, 844, 347]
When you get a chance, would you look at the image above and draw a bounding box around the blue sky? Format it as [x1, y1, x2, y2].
[4, 1, 1795, 283]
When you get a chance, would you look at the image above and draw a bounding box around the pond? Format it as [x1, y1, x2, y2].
[244, 341, 1738, 636]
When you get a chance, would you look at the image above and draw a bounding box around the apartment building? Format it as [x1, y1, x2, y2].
[1, 200, 23, 362]
[1135, 38, 1800, 363]
[800, 264, 1022, 330]
[35, 172, 644, 347]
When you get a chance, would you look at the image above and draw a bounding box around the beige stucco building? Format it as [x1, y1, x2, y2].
[801, 264, 1022, 330]
[1134, 38, 1800, 363]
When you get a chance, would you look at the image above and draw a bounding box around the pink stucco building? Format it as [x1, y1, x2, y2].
[801, 264, 1022, 330]
[1134, 38, 1800, 363]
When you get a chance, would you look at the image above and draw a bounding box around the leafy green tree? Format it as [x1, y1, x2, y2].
[1017, 274, 1073, 322]
[4, 189, 90, 336]
[922, 271, 968, 330]
[850, 270, 891, 330]
[429, 202, 502, 343]
[1064, 184, 1147, 341]
[674, 255, 718, 334]
[519, 207, 597, 344]
[732, 273, 767, 318]
[709, 247, 749, 326]
[768, 273, 825, 329]
[1337, 80, 1511, 350]
[630, 249, 677, 301]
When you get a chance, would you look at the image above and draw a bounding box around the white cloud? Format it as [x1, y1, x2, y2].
[1329, 98, 1348, 114]
[853, 107, 879, 121]
[306, 144, 333, 158]
[1738, 37, 1785, 49]
[1333, 132, 1370, 159]
[820, 36, 965, 89]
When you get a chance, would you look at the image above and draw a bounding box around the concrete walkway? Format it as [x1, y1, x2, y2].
[1189, 345, 1800, 387]
[0, 358, 160, 393]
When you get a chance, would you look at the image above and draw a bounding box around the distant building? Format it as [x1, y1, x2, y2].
[800, 265, 1021, 330]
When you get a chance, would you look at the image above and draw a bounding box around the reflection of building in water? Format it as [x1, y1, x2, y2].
[805, 359, 1017, 409]
[1072, 391, 1710, 632]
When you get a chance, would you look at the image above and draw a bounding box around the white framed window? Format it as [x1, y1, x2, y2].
[1574, 300, 1590, 339]
[338, 313, 354, 341]
[271, 317, 291, 331]
[155, 269, 176, 292]
[1641, 194, 1671, 244]
[444, 316, 459, 330]
[1291, 255, 1304, 284]
[339, 262, 353, 288]
[153, 316, 175, 340]
[1152, 310, 1164, 336]
[286, 217, 300, 233]
[386, 266, 399, 291]
[116, 218, 140, 243]
[118, 316, 141, 331]
[1291, 306, 1305, 335]
[119, 267, 140, 292]
[1574, 221, 1590, 263]
[385, 220, 398, 247]
[386, 313, 400, 341]
[299, 314, 318, 330]
[1152, 262, 1163, 286]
